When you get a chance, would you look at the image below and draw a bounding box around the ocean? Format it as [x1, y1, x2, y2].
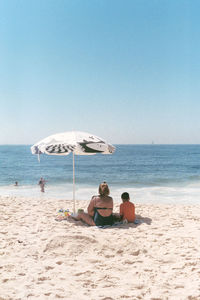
[0, 144, 200, 204]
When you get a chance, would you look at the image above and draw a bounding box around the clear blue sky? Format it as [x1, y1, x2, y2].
[0, 0, 200, 144]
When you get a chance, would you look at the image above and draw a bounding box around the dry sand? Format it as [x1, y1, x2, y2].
[0, 195, 200, 300]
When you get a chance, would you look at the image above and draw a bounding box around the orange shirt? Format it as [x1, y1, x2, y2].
[120, 201, 135, 222]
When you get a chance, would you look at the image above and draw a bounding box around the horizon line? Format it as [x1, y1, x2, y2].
[0, 143, 200, 146]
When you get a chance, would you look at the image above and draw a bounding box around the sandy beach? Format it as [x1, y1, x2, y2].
[0, 195, 200, 300]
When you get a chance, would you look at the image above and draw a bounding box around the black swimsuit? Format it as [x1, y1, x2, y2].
[93, 207, 114, 226]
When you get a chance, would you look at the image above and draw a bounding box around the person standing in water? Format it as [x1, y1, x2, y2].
[38, 177, 46, 192]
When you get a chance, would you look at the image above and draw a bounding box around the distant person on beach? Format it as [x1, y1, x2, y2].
[120, 192, 135, 223]
[73, 182, 114, 226]
[14, 181, 18, 186]
[38, 177, 46, 192]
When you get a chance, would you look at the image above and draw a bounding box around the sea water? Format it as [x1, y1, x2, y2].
[0, 145, 200, 204]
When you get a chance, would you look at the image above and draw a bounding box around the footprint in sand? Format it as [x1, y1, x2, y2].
[116, 249, 123, 254]
[55, 294, 65, 298]
[104, 254, 115, 258]
[124, 259, 135, 265]
[74, 270, 94, 277]
[38, 276, 49, 282]
[130, 249, 140, 256]
[87, 258, 101, 263]
[45, 266, 54, 270]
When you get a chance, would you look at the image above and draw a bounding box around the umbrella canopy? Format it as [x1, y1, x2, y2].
[31, 131, 115, 212]
[31, 131, 115, 156]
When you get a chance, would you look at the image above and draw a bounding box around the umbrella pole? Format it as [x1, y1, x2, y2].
[73, 151, 75, 213]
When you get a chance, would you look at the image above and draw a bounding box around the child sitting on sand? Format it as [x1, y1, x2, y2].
[120, 192, 135, 223]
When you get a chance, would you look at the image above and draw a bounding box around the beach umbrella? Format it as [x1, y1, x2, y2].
[31, 131, 115, 213]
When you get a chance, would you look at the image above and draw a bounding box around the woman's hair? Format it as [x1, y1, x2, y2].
[99, 182, 110, 196]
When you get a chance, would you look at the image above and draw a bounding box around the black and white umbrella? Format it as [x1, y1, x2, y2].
[31, 131, 115, 212]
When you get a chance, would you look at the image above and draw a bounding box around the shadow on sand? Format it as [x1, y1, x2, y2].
[97, 214, 152, 230]
[56, 214, 152, 229]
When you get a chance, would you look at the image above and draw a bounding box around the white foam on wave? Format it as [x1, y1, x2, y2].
[0, 183, 200, 205]
[113, 186, 200, 205]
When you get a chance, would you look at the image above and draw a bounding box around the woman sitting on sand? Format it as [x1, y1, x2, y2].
[73, 182, 114, 226]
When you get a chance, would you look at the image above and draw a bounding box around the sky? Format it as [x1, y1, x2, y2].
[0, 0, 200, 144]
